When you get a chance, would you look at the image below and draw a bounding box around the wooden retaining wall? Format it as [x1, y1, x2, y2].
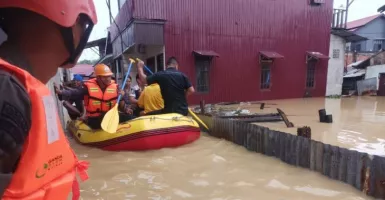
[207, 117, 385, 199]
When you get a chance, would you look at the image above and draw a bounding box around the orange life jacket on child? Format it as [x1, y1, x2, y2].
[83, 78, 118, 117]
[0, 59, 88, 200]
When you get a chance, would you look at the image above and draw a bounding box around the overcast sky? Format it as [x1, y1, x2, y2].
[79, 0, 385, 61]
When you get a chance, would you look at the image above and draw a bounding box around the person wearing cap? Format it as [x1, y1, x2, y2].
[56, 74, 85, 120]
[0, 0, 97, 199]
[55, 64, 134, 129]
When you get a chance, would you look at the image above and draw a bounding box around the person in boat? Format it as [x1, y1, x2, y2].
[0, 0, 97, 199]
[56, 74, 85, 120]
[119, 76, 138, 117]
[55, 63, 134, 129]
[137, 83, 164, 116]
[136, 57, 195, 116]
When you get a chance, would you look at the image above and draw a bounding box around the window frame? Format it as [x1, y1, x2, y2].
[260, 61, 272, 90]
[305, 59, 317, 89]
[195, 55, 212, 93]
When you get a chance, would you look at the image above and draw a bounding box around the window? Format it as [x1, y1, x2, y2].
[146, 57, 155, 75]
[195, 56, 211, 93]
[260, 62, 271, 89]
[156, 53, 164, 72]
[332, 49, 340, 58]
[354, 44, 361, 52]
[306, 60, 316, 88]
[374, 44, 383, 51]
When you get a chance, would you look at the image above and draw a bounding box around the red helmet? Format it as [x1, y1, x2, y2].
[0, 0, 98, 65]
[0, 0, 97, 27]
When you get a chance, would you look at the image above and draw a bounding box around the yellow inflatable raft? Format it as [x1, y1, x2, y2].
[67, 113, 201, 151]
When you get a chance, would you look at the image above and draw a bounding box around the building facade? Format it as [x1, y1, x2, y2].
[347, 14, 385, 52]
[111, 0, 333, 104]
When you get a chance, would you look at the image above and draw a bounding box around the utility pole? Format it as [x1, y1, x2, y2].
[108, 0, 112, 25]
[345, 0, 355, 28]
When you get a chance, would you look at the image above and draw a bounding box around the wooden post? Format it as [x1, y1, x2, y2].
[200, 100, 205, 114]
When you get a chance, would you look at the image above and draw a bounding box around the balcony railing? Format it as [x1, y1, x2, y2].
[332, 8, 347, 29]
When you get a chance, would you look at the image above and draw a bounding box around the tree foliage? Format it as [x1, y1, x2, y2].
[77, 59, 98, 65]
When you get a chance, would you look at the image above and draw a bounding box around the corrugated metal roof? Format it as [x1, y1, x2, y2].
[307, 51, 329, 59]
[193, 50, 220, 57]
[343, 69, 366, 78]
[346, 14, 383, 30]
[112, 0, 333, 103]
[260, 51, 284, 59]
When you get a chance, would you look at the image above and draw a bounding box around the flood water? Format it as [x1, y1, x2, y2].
[232, 97, 385, 156]
[72, 135, 371, 199]
[70, 97, 384, 199]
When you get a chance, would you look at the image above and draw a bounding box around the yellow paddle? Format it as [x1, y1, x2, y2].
[135, 57, 210, 131]
[188, 108, 209, 131]
[101, 58, 135, 133]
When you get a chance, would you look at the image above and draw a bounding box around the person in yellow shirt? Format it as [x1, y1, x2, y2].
[137, 83, 164, 116]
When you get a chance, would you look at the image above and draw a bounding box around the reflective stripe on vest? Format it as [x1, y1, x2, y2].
[0, 59, 88, 200]
[83, 79, 118, 117]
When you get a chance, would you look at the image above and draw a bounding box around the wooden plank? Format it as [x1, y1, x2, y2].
[289, 135, 298, 165]
[323, 144, 331, 177]
[310, 140, 317, 171]
[255, 126, 263, 153]
[279, 132, 287, 162]
[299, 137, 310, 168]
[295, 136, 302, 166]
[245, 124, 257, 152]
[368, 155, 385, 198]
[330, 145, 340, 180]
[338, 148, 348, 183]
[274, 131, 283, 160]
[355, 152, 369, 191]
[315, 141, 324, 173]
[283, 133, 293, 164]
[262, 127, 268, 155]
[265, 129, 275, 156]
[347, 150, 358, 187]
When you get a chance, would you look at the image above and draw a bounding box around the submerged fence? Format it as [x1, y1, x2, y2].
[207, 117, 385, 199]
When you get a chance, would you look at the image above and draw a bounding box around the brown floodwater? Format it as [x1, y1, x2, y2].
[221, 97, 385, 156]
[68, 97, 385, 199]
[71, 134, 372, 200]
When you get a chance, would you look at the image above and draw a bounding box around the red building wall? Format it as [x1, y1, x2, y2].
[114, 0, 333, 104]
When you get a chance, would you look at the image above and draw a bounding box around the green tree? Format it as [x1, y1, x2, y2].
[77, 59, 98, 65]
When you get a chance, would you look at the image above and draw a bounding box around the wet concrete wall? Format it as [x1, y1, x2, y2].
[202, 116, 385, 199]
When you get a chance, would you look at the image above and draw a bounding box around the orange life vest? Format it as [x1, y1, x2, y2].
[83, 78, 118, 117]
[0, 59, 88, 200]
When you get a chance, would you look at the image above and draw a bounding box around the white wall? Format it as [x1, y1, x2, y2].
[326, 34, 346, 96]
[365, 64, 385, 90]
[46, 69, 67, 128]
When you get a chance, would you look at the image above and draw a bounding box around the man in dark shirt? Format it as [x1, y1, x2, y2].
[137, 57, 195, 116]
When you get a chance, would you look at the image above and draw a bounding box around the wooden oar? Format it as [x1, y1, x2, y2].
[101, 58, 135, 133]
[135, 58, 210, 131]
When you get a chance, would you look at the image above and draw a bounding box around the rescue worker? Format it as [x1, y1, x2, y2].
[137, 83, 164, 116]
[0, 0, 97, 199]
[137, 57, 195, 116]
[55, 64, 134, 130]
